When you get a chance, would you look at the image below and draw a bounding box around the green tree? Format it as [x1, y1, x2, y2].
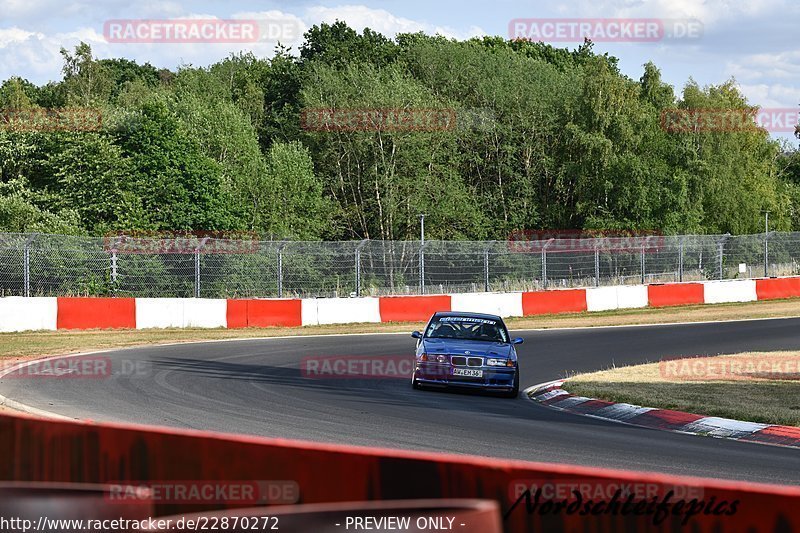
[60, 42, 113, 106]
[113, 98, 236, 230]
[41, 133, 132, 232]
[261, 141, 331, 238]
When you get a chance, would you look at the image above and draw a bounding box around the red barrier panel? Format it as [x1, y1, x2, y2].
[247, 299, 302, 328]
[1, 413, 799, 532]
[57, 297, 136, 330]
[227, 299, 302, 328]
[379, 295, 451, 322]
[756, 277, 800, 300]
[226, 300, 248, 328]
[647, 283, 704, 308]
[521, 289, 587, 316]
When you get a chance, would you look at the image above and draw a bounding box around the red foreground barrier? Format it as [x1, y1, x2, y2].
[647, 283, 705, 308]
[379, 295, 451, 322]
[56, 297, 136, 329]
[755, 277, 800, 300]
[522, 289, 587, 315]
[1, 413, 798, 532]
[226, 299, 302, 328]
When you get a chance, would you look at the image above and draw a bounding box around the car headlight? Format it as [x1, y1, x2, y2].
[419, 354, 448, 363]
[487, 358, 515, 367]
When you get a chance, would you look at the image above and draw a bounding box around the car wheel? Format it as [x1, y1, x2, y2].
[503, 370, 520, 399]
[411, 373, 421, 390]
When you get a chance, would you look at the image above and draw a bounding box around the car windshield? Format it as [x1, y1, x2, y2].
[425, 316, 509, 343]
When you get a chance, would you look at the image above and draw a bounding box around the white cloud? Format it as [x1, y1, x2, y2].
[554, 0, 789, 26]
[304, 5, 486, 40]
[727, 50, 800, 81]
[0, 28, 67, 82]
[0, 4, 490, 84]
[739, 83, 800, 108]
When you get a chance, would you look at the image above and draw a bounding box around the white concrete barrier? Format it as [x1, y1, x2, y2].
[183, 299, 227, 328]
[0, 297, 57, 332]
[586, 287, 618, 312]
[135, 298, 185, 329]
[616, 285, 648, 309]
[314, 297, 381, 325]
[136, 298, 227, 328]
[301, 299, 319, 327]
[0, 275, 785, 332]
[449, 292, 523, 317]
[703, 280, 757, 304]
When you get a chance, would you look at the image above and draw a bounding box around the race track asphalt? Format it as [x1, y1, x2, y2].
[2, 317, 799, 485]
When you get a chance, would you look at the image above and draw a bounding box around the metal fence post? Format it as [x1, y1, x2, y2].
[764, 232, 769, 278]
[678, 237, 684, 282]
[419, 242, 426, 295]
[109, 236, 121, 293]
[23, 245, 29, 297]
[111, 250, 118, 289]
[277, 242, 287, 297]
[542, 239, 554, 289]
[594, 243, 600, 287]
[483, 241, 495, 292]
[22, 235, 35, 297]
[194, 251, 201, 298]
[355, 239, 369, 296]
[483, 249, 489, 292]
[194, 237, 208, 298]
[640, 239, 646, 285]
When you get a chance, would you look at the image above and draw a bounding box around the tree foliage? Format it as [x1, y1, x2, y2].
[0, 31, 797, 239]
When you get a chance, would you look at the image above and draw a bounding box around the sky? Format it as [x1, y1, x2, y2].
[1, 0, 798, 142]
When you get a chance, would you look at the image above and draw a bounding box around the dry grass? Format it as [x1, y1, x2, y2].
[2, 298, 800, 362]
[565, 351, 800, 426]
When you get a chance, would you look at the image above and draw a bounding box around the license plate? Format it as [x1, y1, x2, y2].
[453, 368, 483, 378]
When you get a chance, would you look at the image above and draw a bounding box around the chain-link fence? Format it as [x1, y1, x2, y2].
[2, 232, 800, 298]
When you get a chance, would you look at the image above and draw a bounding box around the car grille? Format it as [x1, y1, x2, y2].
[450, 356, 483, 367]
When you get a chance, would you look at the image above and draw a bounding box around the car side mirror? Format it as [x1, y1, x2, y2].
[411, 331, 422, 339]
[512, 337, 524, 345]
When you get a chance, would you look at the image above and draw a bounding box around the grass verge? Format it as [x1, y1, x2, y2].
[564, 351, 800, 427]
[1, 297, 800, 361]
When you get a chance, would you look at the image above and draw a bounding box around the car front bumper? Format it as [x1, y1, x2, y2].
[414, 362, 517, 390]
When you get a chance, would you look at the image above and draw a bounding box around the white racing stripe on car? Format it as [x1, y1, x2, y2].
[681, 417, 770, 439]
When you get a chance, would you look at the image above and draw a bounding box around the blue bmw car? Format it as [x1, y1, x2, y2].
[411, 311, 523, 398]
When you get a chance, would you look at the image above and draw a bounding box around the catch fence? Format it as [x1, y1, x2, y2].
[1, 233, 798, 298]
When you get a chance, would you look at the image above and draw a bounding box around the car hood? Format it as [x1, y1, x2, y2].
[421, 338, 514, 358]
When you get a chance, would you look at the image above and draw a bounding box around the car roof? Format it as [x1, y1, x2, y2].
[432, 311, 504, 321]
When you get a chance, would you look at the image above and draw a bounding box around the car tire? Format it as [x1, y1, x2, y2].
[411, 374, 421, 390]
[502, 370, 520, 399]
